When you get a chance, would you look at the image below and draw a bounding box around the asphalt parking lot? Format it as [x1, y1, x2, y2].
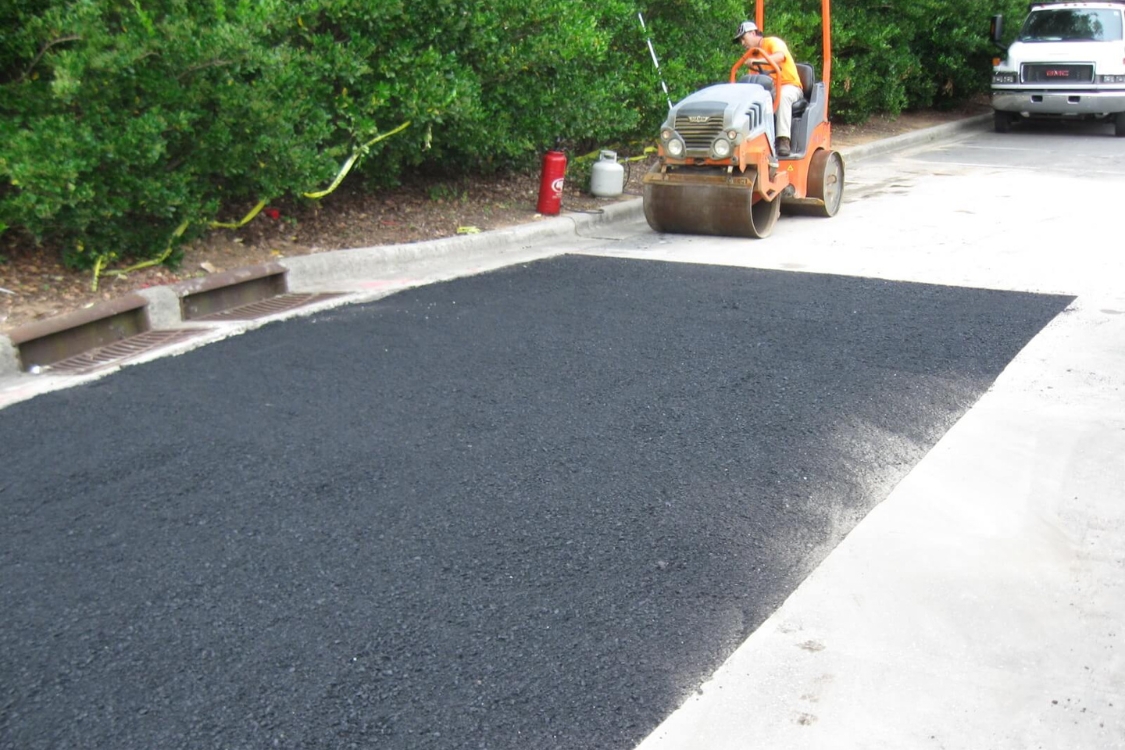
[0, 254, 1071, 749]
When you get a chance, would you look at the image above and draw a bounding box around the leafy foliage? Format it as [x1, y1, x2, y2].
[1, 0, 1020, 268]
[764, 0, 1028, 122]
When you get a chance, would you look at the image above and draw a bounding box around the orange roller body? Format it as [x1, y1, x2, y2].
[642, 0, 844, 239]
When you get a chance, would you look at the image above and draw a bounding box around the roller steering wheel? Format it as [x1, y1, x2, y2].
[730, 47, 782, 113]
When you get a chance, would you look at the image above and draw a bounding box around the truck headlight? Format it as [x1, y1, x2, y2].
[1099, 74, 1125, 83]
[711, 138, 732, 159]
[992, 72, 1017, 85]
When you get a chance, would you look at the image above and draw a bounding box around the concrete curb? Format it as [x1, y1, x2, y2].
[836, 113, 991, 163]
[0, 336, 18, 375]
[5, 293, 149, 348]
[0, 199, 645, 378]
[0, 115, 986, 379]
[282, 195, 644, 291]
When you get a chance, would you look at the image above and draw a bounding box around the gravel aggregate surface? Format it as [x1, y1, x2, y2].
[0, 255, 1071, 749]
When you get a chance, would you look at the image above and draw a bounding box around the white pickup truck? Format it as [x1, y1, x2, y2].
[990, 0, 1125, 135]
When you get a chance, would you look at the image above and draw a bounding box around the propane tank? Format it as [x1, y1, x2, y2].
[536, 149, 567, 215]
[589, 150, 625, 198]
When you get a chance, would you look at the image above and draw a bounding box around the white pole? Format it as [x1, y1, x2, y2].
[638, 13, 673, 109]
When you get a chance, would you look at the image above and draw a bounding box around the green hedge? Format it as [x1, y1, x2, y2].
[773, 0, 1028, 122]
[1, 0, 1025, 269]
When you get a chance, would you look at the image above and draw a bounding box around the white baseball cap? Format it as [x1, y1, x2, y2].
[733, 21, 759, 42]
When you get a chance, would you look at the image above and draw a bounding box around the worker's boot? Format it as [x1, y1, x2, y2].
[776, 136, 791, 157]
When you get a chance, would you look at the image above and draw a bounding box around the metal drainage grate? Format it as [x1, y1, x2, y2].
[40, 328, 217, 375]
[193, 293, 346, 322]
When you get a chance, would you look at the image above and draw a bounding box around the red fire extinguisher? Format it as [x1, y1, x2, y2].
[536, 147, 567, 216]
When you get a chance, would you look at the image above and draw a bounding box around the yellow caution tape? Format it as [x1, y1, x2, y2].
[572, 143, 657, 165]
[92, 218, 190, 291]
[209, 199, 268, 230]
[304, 120, 411, 199]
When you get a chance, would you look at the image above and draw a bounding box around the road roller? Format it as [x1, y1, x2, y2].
[643, 0, 843, 239]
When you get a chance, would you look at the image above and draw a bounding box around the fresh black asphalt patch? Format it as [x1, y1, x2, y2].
[0, 256, 1072, 749]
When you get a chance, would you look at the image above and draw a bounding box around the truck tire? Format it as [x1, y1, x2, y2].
[994, 110, 1015, 134]
[1116, 112, 1125, 137]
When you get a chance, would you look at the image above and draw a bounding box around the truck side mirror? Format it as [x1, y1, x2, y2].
[990, 14, 1008, 51]
[990, 15, 1004, 44]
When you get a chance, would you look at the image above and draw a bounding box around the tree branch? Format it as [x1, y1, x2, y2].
[19, 35, 82, 82]
[176, 59, 234, 81]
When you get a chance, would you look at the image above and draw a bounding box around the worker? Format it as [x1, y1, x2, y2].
[732, 20, 803, 157]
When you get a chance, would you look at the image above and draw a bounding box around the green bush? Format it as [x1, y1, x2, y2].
[2, 1, 347, 268]
[1, 0, 1021, 269]
[757, 0, 1029, 123]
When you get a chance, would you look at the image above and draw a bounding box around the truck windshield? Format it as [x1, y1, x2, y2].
[1018, 8, 1124, 41]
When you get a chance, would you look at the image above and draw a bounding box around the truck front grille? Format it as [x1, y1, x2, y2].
[1021, 63, 1094, 83]
[674, 114, 723, 149]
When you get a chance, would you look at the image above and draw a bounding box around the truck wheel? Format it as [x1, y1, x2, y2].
[1116, 113, 1125, 137]
[994, 110, 1014, 134]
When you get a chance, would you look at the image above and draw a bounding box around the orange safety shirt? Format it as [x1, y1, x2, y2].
[761, 37, 802, 90]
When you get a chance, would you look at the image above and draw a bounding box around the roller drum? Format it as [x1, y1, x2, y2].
[642, 165, 780, 239]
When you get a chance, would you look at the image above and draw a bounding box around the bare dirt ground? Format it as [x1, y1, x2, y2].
[0, 103, 989, 334]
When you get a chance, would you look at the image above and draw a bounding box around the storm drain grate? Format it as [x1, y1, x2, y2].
[42, 329, 217, 374]
[193, 293, 346, 322]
